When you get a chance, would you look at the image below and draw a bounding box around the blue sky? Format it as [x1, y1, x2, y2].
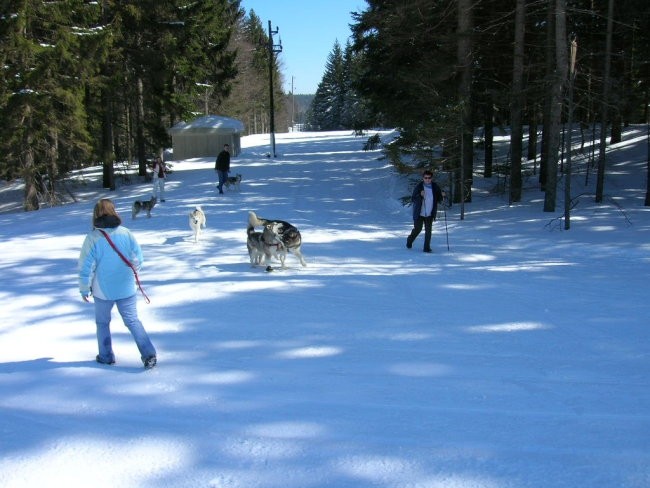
[240, 0, 366, 95]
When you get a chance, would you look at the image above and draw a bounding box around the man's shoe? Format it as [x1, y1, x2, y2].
[406, 239, 412, 249]
[423, 248, 432, 253]
[143, 356, 157, 369]
[96, 354, 115, 365]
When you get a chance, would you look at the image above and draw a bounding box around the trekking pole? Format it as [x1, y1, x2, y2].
[443, 197, 450, 251]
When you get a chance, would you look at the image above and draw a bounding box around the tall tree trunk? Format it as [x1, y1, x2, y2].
[101, 88, 115, 191]
[23, 141, 40, 211]
[610, 111, 622, 144]
[457, 0, 474, 208]
[544, 0, 568, 212]
[99, 0, 115, 191]
[45, 129, 59, 206]
[509, 0, 526, 203]
[540, 5, 555, 191]
[527, 109, 538, 167]
[596, 0, 614, 202]
[484, 95, 494, 178]
[564, 38, 577, 229]
[645, 124, 650, 206]
[136, 76, 147, 171]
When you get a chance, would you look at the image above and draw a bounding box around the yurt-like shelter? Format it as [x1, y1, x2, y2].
[168, 115, 244, 160]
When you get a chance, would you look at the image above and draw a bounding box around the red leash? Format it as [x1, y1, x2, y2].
[98, 229, 151, 304]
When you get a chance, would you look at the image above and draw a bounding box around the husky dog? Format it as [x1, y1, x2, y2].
[248, 211, 307, 267]
[224, 173, 242, 191]
[247, 225, 287, 268]
[189, 206, 207, 243]
[247, 225, 286, 269]
[261, 225, 287, 270]
[132, 196, 157, 219]
[246, 225, 266, 266]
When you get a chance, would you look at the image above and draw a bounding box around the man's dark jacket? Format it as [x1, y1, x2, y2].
[215, 150, 230, 172]
[411, 181, 443, 221]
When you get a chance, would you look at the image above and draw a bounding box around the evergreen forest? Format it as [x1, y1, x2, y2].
[308, 0, 650, 210]
[0, 0, 289, 210]
[2, 0, 650, 212]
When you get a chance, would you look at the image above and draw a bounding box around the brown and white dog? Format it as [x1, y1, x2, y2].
[248, 211, 307, 267]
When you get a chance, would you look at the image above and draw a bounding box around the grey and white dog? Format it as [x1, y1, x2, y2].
[248, 211, 307, 267]
[224, 173, 242, 191]
[246, 225, 266, 266]
[132, 196, 157, 219]
[247, 224, 286, 269]
[189, 206, 207, 243]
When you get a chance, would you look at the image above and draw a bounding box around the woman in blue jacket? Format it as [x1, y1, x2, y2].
[78, 199, 157, 369]
[407, 170, 445, 253]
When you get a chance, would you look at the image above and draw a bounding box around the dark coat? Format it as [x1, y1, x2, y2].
[152, 160, 166, 179]
[411, 181, 443, 221]
[215, 150, 231, 172]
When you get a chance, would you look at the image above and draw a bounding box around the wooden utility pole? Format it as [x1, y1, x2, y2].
[596, 0, 614, 203]
[267, 21, 282, 157]
[565, 37, 577, 229]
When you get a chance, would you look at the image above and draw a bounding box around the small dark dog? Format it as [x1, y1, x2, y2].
[224, 173, 242, 191]
[132, 196, 157, 219]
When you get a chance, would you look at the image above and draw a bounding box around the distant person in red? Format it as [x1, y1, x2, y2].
[152, 156, 166, 202]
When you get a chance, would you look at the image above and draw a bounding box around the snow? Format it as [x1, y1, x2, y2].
[1, 128, 649, 488]
[169, 115, 245, 132]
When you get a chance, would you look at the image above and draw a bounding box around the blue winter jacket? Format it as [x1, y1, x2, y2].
[78, 216, 143, 300]
[411, 180, 444, 221]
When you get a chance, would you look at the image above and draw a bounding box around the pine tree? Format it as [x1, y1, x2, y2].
[350, 0, 462, 178]
[0, 0, 100, 210]
[91, 0, 242, 185]
[218, 9, 286, 135]
[340, 41, 374, 132]
[309, 40, 346, 130]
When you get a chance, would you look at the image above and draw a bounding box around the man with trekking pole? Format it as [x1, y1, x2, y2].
[406, 169, 446, 253]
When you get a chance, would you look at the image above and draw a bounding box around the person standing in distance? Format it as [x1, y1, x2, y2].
[151, 156, 166, 202]
[215, 143, 231, 194]
[406, 170, 445, 253]
[78, 198, 157, 369]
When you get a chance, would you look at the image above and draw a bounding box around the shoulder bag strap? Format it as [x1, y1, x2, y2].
[98, 229, 150, 304]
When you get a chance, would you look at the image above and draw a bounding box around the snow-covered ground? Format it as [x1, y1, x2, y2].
[1, 129, 649, 488]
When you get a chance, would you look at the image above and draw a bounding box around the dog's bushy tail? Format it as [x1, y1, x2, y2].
[248, 211, 265, 228]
